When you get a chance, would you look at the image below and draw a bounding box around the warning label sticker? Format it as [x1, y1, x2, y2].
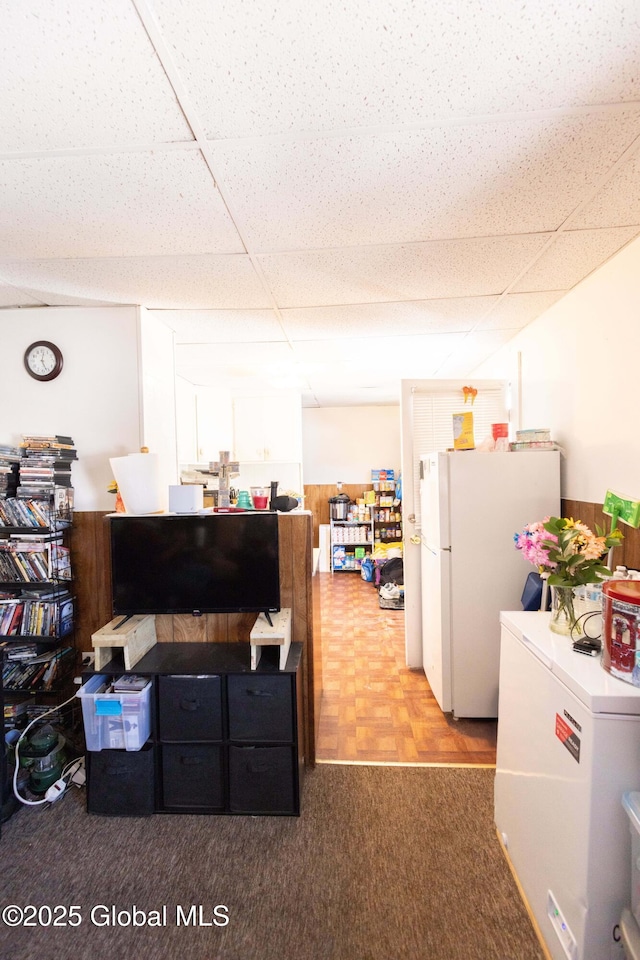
[555, 713, 581, 763]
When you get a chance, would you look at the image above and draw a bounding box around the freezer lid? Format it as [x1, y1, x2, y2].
[501, 610, 640, 714]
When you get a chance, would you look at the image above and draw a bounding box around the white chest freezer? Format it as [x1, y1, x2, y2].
[495, 611, 640, 960]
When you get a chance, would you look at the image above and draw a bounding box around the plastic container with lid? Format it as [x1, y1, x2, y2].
[601, 580, 640, 685]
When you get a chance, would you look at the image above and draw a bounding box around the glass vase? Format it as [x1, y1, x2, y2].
[550, 586, 582, 636]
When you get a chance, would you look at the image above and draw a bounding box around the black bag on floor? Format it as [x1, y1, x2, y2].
[377, 557, 404, 587]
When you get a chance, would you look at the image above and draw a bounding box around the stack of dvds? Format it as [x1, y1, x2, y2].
[0, 444, 20, 498]
[18, 434, 77, 499]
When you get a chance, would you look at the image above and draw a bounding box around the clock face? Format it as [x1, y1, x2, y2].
[24, 341, 63, 381]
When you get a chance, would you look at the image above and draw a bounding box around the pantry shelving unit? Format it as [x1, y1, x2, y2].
[329, 517, 374, 573]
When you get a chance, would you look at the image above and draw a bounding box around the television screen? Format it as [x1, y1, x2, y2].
[109, 513, 280, 616]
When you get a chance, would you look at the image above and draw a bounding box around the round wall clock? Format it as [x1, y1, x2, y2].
[24, 341, 64, 381]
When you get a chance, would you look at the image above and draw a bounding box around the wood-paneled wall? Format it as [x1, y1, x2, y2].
[562, 499, 640, 570]
[71, 511, 317, 764]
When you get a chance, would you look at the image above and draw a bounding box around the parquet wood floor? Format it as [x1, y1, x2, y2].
[315, 571, 497, 765]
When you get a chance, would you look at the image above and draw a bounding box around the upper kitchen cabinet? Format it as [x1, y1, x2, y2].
[233, 395, 302, 463]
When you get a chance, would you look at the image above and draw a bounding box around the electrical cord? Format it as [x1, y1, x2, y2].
[11, 692, 78, 807]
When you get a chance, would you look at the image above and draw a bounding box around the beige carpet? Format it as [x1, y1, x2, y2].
[0, 763, 544, 960]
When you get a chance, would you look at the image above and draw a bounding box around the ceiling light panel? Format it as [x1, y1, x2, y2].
[0, 151, 243, 260]
[259, 234, 550, 308]
[151, 0, 640, 138]
[0, 0, 192, 152]
[512, 226, 640, 292]
[0, 255, 272, 310]
[210, 111, 640, 251]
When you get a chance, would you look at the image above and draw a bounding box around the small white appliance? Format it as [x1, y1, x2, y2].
[419, 449, 560, 717]
[495, 610, 640, 960]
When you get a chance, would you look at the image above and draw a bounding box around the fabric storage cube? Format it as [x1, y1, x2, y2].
[228, 745, 297, 814]
[87, 744, 155, 816]
[158, 675, 223, 741]
[161, 743, 224, 810]
[227, 675, 293, 742]
[77, 673, 152, 751]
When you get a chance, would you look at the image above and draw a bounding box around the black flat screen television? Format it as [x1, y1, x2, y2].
[109, 513, 280, 616]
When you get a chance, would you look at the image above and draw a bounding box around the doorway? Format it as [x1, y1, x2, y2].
[314, 569, 497, 764]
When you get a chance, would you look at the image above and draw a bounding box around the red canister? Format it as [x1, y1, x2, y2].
[602, 580, 640, 684]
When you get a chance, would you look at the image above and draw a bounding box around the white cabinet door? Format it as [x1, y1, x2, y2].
[233, 395, 302, 462]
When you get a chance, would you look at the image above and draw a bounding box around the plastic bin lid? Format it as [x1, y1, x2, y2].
[622, 792, 640, 832]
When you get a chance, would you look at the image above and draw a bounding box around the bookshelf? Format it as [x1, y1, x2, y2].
[0, 437, 77, 701]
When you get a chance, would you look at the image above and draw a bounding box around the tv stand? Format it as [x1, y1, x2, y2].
[83, 641, 303, 817]
[249, 608, 292, 670]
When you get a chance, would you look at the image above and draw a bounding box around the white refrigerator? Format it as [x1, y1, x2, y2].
[495, 610, 640, 960]
[420, 449, 560, 717]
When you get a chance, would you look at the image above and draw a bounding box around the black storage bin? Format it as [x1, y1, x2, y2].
[87, 744, 155, 816]
[158, 675, 223, 741]
[161, 743, 224, 810]
[227, 675, 293, 742]
[228, 745, 297, 814]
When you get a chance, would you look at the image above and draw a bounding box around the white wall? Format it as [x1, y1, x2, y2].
[139, 308, 178, 507]
[0, 306, 141, 510]
[473, 234, 640, 504]
[302, 405, 401, 484]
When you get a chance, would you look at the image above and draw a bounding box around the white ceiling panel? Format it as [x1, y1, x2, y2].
[152, 309, 285, 344]
[175, 341, 304, 391]
[2, 2, 640, 404]
[212, 110, 640, 251]
[436, 330, 520, 377]
[152, 0, 640, 137]
[259, 235, 550, 308]
[511, 227, 640, 292]
[0, 256, 272, 310]
[0, 0, 192, 152]
[281, 298, 499, 340]
[475, 291, 566, 330]
[292, 334, 466, 368]
[0, 151, 243, 259]
[0, 284, 44, 308]
[571, 154, 640, 229]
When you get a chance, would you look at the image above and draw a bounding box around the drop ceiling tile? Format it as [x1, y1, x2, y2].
[0, 255, 271, 310]
[259, 235, 549, 308]
[0, 284, 44, 307]
[151, 310, 285, 344]
[212, 111, 640, 250]
[0, 0, 192, 152]
[512, 227, 640, 292]
[175, 341, 300, 389]
[302, 386, 401, 408]
[281, 298, 499, 340]
[292, 333, 466, 368]
[571, 155, 640, 229]
[437, 330, 519, 376]
[153, 0, 640, 137]
[475, 291, 566, 330]
[0, 151, 243, 259]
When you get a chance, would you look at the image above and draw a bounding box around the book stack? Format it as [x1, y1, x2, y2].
[0, 445, 20, 499]
[18, 434, 77, 500]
